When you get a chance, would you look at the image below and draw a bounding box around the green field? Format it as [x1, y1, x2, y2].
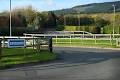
[53, 38, 117, 48]
[0, 48, 56, 68]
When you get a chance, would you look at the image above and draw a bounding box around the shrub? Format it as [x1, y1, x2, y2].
[64, 26, 77, 31]
[56, 25, 64, 31]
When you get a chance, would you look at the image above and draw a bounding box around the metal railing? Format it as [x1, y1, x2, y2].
[24, 33, 120, 47]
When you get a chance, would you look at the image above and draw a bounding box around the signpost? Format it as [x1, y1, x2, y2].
[8, 39, 26, 48]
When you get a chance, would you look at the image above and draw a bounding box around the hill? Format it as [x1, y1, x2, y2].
[53, 1, 120, 15]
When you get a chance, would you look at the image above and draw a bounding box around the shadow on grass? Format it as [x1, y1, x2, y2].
[0, 49, 57, 70]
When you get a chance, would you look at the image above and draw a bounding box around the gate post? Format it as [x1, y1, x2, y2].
[49, 37, 53, 53]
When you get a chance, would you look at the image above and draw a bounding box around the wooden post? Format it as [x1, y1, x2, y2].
[94, 35, 97, 44]
[56, 35, 57, 44]
[70, 35, 72, 45]
[116, 38, 118, 46]
[83, 32, 84, 38]
[110, 34, 112, 46]
[44, 36, 45, 38]
[0, 39, 2, 60]
[33, 36, 35, 49]
[119, 39, 120, 46]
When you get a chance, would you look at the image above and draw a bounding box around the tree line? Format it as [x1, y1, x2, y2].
[0, 6, 57, 36]
[0, 6, 120, 35]
[57, 13, 120, 34]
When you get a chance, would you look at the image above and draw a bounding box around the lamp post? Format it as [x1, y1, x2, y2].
[112, 4, 115, 37]
[10, 0, 12, 36]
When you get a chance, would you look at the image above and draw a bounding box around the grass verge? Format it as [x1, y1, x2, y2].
[0, 48, 57, 69]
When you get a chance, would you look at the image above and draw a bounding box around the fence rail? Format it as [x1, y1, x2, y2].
[24, 33, 120, 47]
[0, 34, 120, 48]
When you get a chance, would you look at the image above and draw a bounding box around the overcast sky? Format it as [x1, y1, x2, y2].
[0, 0, 119, 12]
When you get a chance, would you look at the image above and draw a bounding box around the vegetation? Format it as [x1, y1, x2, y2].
[64, 26, 77, 31]
[56, 25, 64, 31]
[64, 26, 101, 34]
[0, 1, 120, 35]
[0, 6, 57, 36]
[0, 48, 56, 68]
[58, 13, 120, 34]
[53, 38, 117, 48]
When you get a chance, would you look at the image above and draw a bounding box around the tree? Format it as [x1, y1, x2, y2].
[57, 14, 64, 25]
[56, 25, 64, 31]
[80, 16, 94, 26]
[12, 5, 36, 28]
[23, 6, 36, 28]
[37, 12, 48, 31]
[95, 17, 110, 28]
[33, 13, 42, 31]
[17, 13, 27, 27]
[0, 16, 9, 27]
[46, 11, 57, 28]
[89, 26, 101, 34]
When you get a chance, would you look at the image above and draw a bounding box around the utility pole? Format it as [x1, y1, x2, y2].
[112, 4, 115, 37]
[10, 0, 12, 36]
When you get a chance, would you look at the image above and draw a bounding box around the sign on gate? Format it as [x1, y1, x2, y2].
[8, 39, 26, 48]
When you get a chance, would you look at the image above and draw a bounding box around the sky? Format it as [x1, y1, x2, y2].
[0, 0, 119, 12]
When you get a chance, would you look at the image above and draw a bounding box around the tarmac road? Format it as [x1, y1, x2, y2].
[0, 47, 120, 80]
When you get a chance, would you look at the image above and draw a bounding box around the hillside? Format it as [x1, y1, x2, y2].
[53, 1, 120, 15]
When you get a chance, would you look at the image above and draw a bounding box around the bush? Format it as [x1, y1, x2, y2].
[56, 25, 64, 31]
[103, 25, 120, 34]
[89, 26, 101, 34]
[64, 25, 101, 33]
[0, 27, 9, 36]
[64, 26, 77, 31]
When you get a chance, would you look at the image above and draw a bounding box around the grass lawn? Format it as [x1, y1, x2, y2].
[0, 48, 57, 68]
[53, 38, 117, 48]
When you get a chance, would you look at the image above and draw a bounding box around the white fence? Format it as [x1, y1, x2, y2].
[0, 34, 120, 47]
[24, 34, 120, 47]
[24, 33, 120, 38]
